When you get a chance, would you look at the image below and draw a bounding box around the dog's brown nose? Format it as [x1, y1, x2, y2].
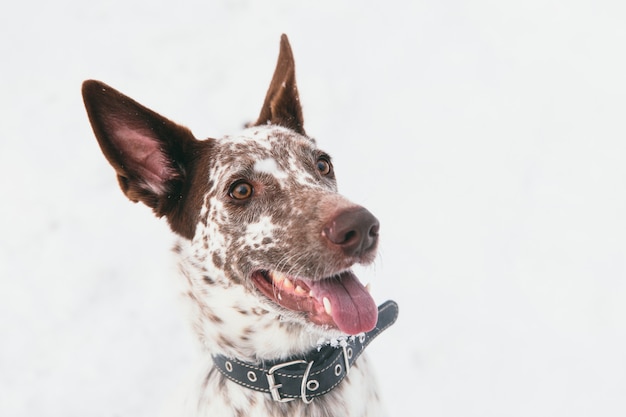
[323, 207, 380, 258]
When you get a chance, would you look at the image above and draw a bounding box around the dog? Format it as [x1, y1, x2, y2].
[82, 34, 397, 417]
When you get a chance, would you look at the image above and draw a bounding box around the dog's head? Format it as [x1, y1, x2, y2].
[82, 35, 380, 343]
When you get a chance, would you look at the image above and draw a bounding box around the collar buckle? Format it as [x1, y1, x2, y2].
[266, 340, 353, 404]
[267, 359, 312, 403]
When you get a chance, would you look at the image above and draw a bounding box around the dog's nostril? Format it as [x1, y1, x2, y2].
[343, 230, 358, 244]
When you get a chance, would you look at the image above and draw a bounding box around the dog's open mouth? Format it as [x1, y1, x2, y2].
[251, 270, 377, 335]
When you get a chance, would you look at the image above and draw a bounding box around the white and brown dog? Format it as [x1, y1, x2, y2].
[82, 34, 397, 417]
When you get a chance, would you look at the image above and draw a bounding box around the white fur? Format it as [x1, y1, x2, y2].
[254, 157, 289, 181]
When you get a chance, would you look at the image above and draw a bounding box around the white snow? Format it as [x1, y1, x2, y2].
[2, 1, 626, 416]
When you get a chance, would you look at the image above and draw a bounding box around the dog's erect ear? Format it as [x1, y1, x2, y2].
[82, 80, 202, 237]
[254, 34, 306, 135]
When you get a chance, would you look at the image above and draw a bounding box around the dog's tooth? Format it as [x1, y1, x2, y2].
[365, 282, 371, 293]
[283, 278, 294, 290]
[272, 271, 285, 284]
[295, 285, 307, 295]
[323, 297, 332, 315]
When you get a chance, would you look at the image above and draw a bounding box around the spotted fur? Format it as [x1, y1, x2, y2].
[82, 35, 386, 417]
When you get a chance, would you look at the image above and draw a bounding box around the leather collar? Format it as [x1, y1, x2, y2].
[212, 300, 399, 404]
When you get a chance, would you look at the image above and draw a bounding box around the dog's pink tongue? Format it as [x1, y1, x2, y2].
[311, 271, 378, 335]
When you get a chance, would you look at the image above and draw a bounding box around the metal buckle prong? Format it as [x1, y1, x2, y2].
[342, 344, 351, 376]
[267, 359, 309, 403]
[300, 360, 315, 404]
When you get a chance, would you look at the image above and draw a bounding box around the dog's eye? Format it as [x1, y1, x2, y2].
[229, 181, 254, 200]
[316, 157, 332, 176]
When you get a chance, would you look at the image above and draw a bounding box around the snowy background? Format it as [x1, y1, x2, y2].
[2, 1, 626, 416]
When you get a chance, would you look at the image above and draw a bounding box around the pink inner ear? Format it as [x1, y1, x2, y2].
[116, 126, 175, 194]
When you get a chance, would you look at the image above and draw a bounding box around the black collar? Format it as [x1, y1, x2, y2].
[212, 300, 399, 404]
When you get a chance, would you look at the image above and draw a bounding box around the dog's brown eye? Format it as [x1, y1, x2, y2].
[229, 181, 254, 200]
[316, 157, 332, 176]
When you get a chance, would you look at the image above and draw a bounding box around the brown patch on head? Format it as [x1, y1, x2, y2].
[166, 139, 216, 239]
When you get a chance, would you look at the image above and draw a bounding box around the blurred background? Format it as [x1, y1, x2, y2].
[1, 1, 625, 416]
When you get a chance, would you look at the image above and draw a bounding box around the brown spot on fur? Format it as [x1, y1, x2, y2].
[212, 252, 224, 269]
[203, 306, 223, 324]
[251, 307, 268, 316]
[202, 366, 216, 391]
[214, 372, 231, 407]
[234, 306, 249, 316]
[217, 333, 235, 349]
[239, 326, 255, 342]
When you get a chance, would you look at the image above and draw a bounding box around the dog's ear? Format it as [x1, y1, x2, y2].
[82, 80, 200, 231]
[254, 34, 306, 135]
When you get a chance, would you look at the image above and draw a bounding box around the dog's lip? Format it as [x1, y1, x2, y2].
[250, 269, 378, 335]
